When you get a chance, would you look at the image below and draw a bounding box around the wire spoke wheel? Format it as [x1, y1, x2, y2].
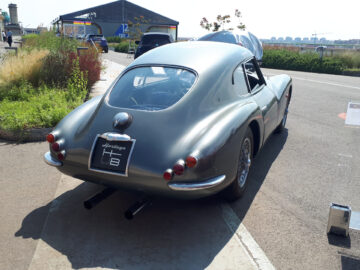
[237, 137, 251, 188]
[222, 127, 253, 201]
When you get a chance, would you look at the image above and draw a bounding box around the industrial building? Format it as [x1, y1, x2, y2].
[53, 0, 179, 40]
[1, 3, 21, 35]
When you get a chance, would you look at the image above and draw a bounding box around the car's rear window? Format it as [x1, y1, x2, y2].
[108, 66, 196, 111]
[88, 35, 103, 40]
[141, 35, 171, 46]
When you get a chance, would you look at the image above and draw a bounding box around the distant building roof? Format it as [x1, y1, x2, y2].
[57, 0, 178, 26]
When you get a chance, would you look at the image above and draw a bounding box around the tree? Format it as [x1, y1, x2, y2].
[200, 9, 245, 32]
[234, 9, 246, 30]
[127, 15, 150, 41]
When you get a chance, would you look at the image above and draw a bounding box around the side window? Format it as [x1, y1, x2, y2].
[243, 58, 265, 92]
[233, 65, 249, 96]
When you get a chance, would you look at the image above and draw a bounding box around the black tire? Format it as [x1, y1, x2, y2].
[275, 99, 290, 133]
[104, 46, 108, 53]
[222, 127, 253, 202]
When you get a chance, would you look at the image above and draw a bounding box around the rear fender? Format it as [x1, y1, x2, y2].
[176, 101, 262, 183]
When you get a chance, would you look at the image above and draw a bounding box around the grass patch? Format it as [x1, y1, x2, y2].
[0, 60, 88, 131]
[0, 88, 82, 130]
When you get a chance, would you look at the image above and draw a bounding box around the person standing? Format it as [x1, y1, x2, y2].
[2, 31, 6, 42]
[7, 30, 12, 47]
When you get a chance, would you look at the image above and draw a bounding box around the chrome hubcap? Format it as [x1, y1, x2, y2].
[237, 137, 251, 188]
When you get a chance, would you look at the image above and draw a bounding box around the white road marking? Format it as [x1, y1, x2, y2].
[221, 203, 276, 270]
[338, 153, 353, 158]
[265, 73, 360, 90]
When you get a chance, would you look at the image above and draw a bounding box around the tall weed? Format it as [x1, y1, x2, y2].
[0, 49, 49, 86]
[68, 48, 101, 89]
[66, 58, 88, 102]
[333, 51, 360, 69]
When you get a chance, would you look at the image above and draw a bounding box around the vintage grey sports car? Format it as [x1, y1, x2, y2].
[44, 41, 292, 202]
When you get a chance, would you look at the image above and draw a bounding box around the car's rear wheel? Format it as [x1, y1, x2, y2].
[222, 128, 253, 201]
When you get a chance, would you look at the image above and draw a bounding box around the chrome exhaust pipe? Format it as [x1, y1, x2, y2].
[84, 187, 115, 210]
[124, 198, 150, 220]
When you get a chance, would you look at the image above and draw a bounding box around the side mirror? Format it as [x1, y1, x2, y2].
[135, 40, 140, 45]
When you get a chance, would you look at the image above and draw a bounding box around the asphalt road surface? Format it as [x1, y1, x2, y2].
[1, 50, 360, 269]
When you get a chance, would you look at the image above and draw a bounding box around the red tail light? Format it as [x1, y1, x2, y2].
[52, 143, 60, 152]
[57, 151, 66, 161]
[163, 169, 173, 181]
[186, 156, 198, 168]
[46, 133, 55, 143]
[173, 160, 185, 175]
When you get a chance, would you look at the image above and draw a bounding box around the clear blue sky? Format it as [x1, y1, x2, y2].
[0, 0, 359, 40]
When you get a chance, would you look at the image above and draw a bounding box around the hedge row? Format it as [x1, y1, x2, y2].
[113, 40, 138, 53]
[262, 49, 344, 74]
[106, 36, 126, 43]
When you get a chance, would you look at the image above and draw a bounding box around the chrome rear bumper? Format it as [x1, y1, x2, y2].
[167, 175, 226, 191]
[44, 152, 63, 167]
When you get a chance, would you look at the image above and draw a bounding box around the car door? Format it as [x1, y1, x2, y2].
[243, 58, 278, 142]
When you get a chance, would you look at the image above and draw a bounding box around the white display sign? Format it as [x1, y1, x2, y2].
[345, 102, 360, 126]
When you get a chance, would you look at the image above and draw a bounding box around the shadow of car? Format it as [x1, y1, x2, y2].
[134, 32, 174, 59]
[85, 34, 108, 53]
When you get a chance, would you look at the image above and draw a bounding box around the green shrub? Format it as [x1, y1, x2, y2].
[333, 51, 360, 69]
[74, 48, 101, 89]
[0, 80, 36, 101]
[114, 40, 137, 53]
[262, 49, 344, 74]
[66, 59, 88, 102]
[106, 36, 125, 43]
[22, 31, 79, 53]
[0, 88, 82, 130]
[40, 51, 70, 87]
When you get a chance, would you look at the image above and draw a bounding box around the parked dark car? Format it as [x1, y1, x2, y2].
[44, 41, 292, 201]
[85, 34, 108, 53]
[134, 32, 174, 59]
[198, 30, 263, 62]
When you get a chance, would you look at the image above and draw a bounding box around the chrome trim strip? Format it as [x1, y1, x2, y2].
[44, 151, 63, 167]
[168, 175, 226, 191]
[88, 132, 135, 177]
[100, 132, 131, 141]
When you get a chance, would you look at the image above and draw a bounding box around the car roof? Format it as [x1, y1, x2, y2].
[128, 41, 253, 75]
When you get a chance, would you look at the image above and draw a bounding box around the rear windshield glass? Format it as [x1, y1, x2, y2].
[141, 35, 170, 46]
[88, 35, 103, 40]
[108, 66, 196, 111]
